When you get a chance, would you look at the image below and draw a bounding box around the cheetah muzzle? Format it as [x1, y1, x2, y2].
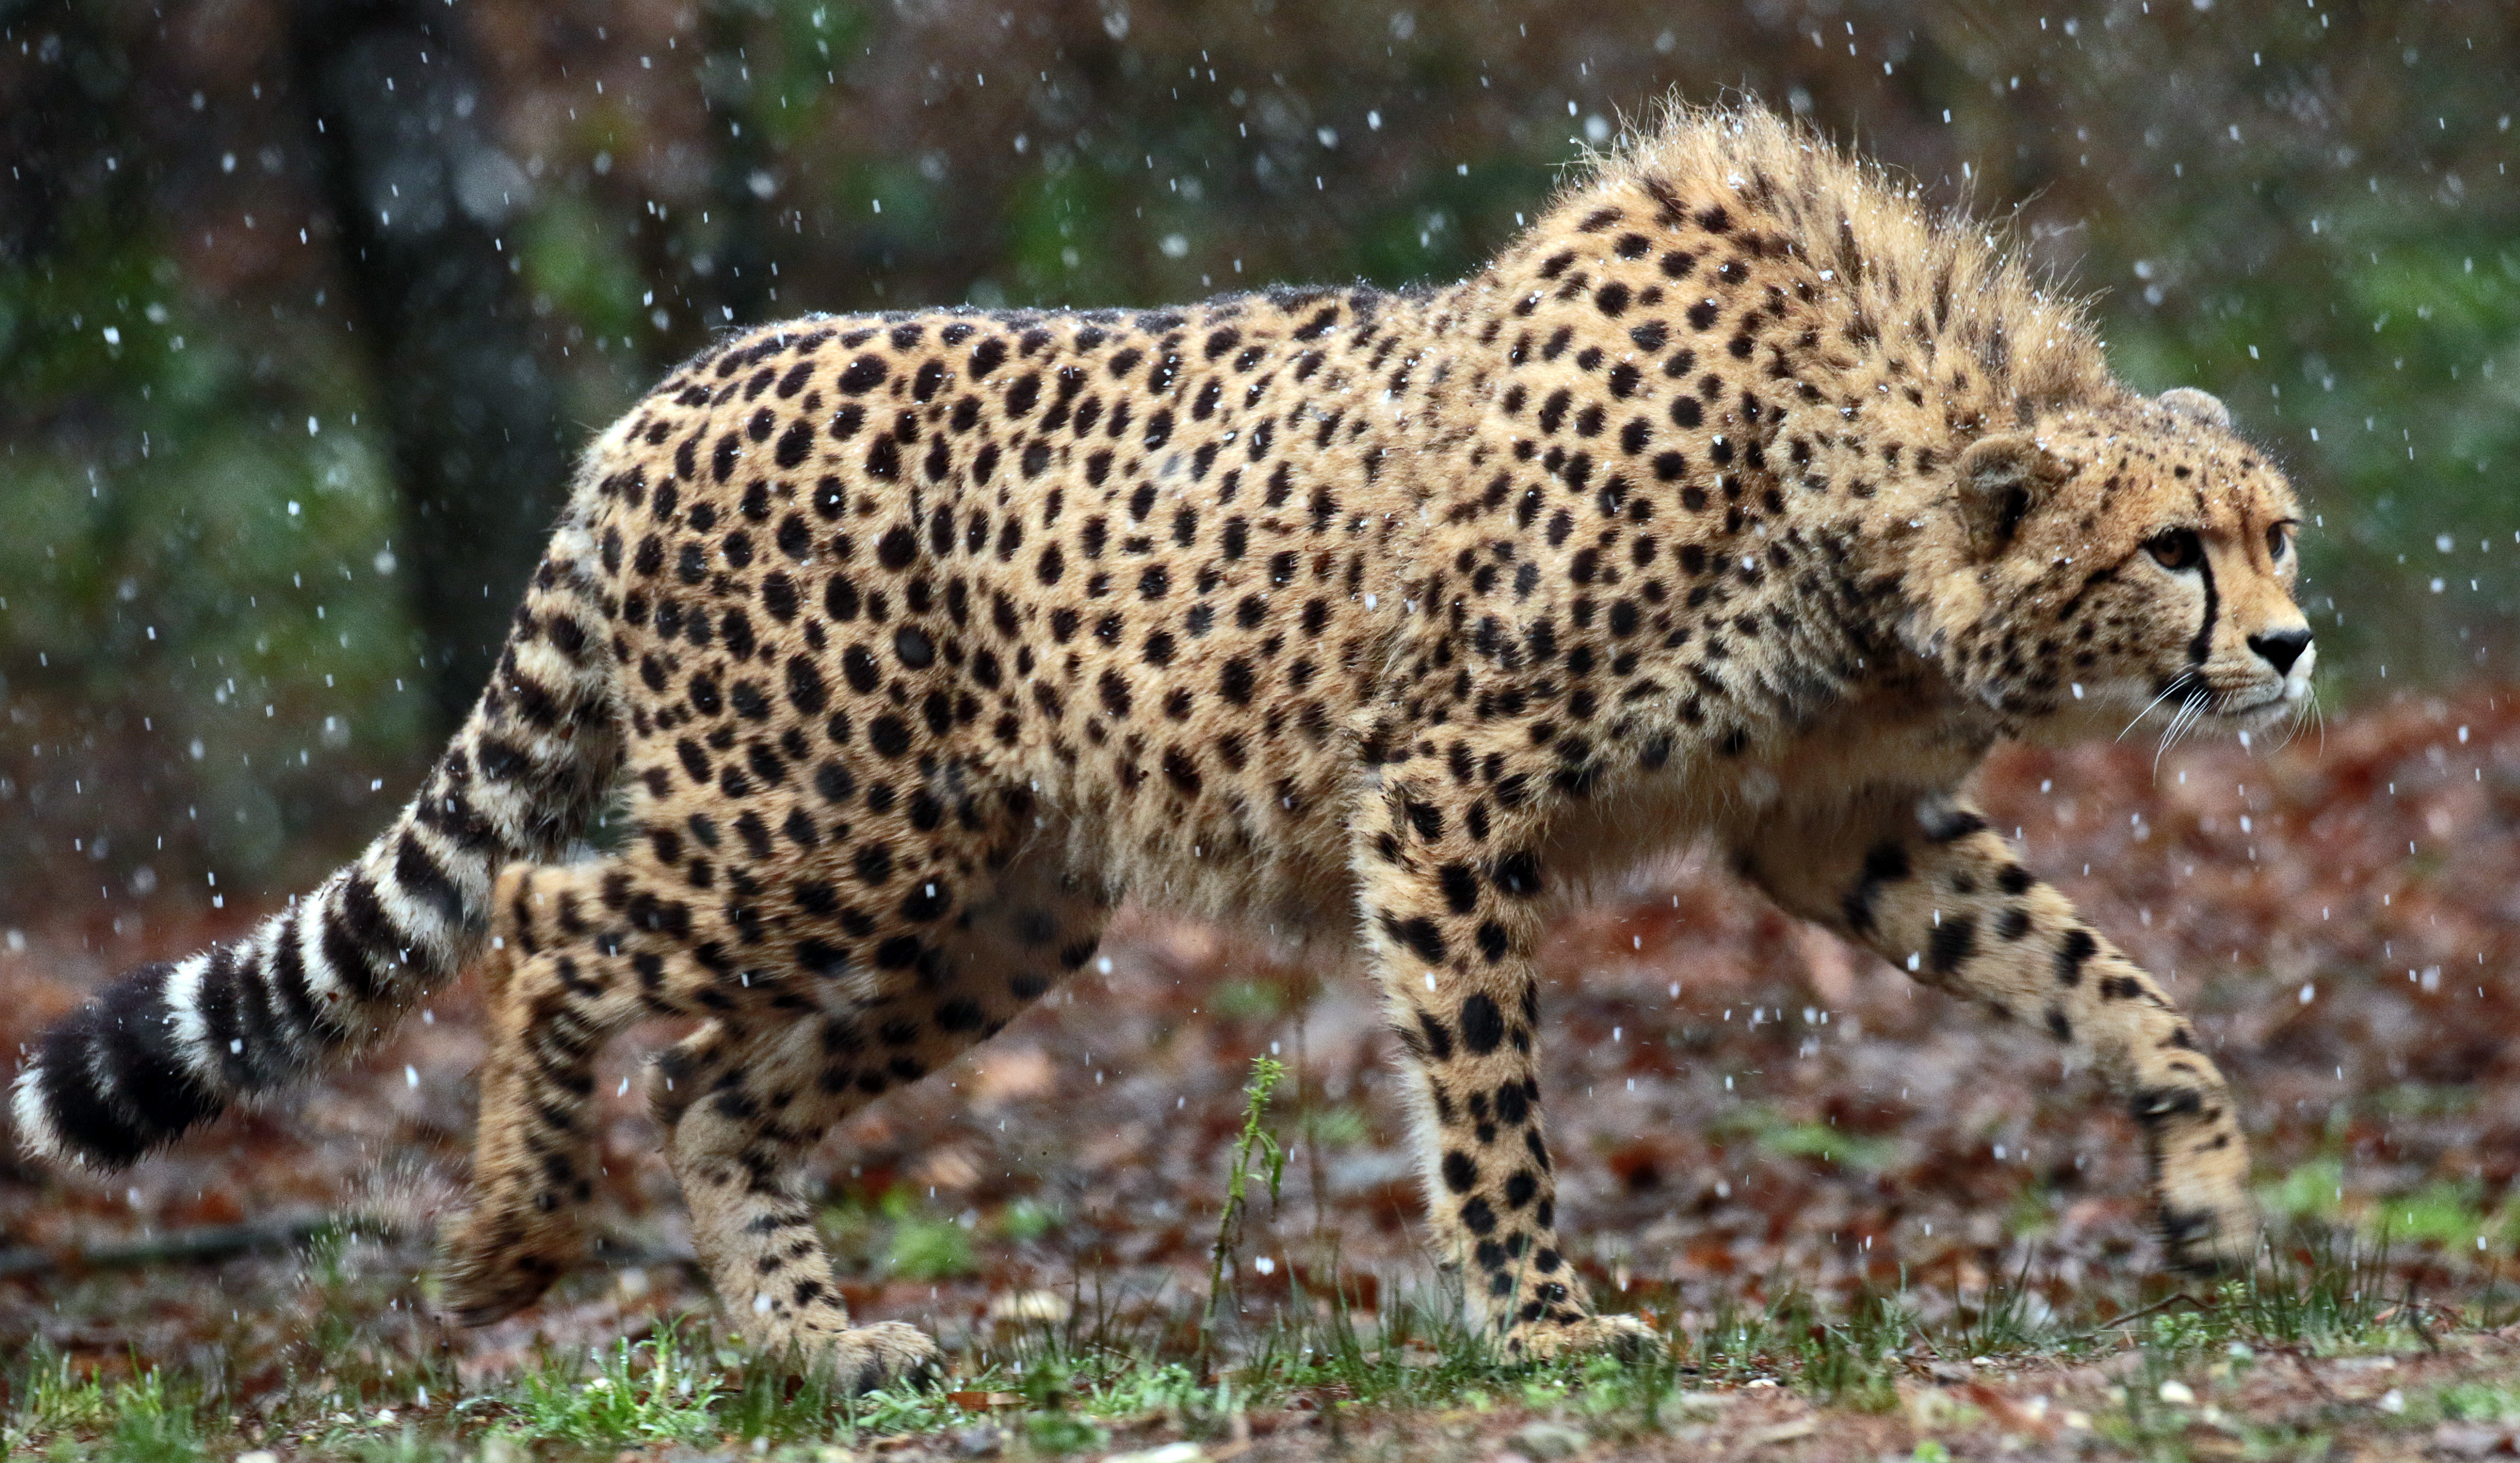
[14, 104, 2310, 1372]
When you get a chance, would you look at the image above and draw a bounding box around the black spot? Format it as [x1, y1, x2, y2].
[837, 355, 886, 393]
[1459, 992, 1505, 1055]
[876, 526, 917, 570]
[1442, 1151, 1478, 1193]
[785, 656, 828, 714]
[775, 417, 814, 469]
[1841, 842, 1910, 934]
[1926, 915, 1977, 975]
[895, 625, 935, 668]
[2054, 928, 2098, 986]
[900, 880, 951, 921]
[868, 716, 912, 758]
[1390, 915, 1446, 966]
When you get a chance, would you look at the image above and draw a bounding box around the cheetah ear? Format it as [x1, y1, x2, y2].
[2156, 387, 2232, 430]
[1952, 432, 2066, 560]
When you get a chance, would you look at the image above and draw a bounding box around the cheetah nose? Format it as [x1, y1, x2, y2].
[2247, 628, 2313, 677]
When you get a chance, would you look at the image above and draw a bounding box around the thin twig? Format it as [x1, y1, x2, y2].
[0, 1211, 336, 1279]
[0, 1217, 694, 1280]
[2061, 1290, 2207, 1345]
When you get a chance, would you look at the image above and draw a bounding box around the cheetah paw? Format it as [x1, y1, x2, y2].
[1508, 1312, 1662, 1362]
[777, 1321, 944, 1393]
[437, 1212, 575, 1328]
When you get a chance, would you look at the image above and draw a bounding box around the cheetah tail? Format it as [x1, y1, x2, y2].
[12, 507, 626, 1170]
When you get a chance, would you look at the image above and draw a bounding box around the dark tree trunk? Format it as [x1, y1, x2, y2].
[288, 0, 568, 735]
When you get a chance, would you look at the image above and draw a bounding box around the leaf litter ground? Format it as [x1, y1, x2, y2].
[9, 687, 2520, 1459]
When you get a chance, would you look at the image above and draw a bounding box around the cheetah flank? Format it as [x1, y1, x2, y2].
[15, 106, 2314, 1385]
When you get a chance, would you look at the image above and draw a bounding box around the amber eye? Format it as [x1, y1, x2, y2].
[2266, 522, 2292, 560]
[2146, 528, 2203, 571]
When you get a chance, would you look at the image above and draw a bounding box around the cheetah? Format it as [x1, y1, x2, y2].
[14, 106, 2314, 1385]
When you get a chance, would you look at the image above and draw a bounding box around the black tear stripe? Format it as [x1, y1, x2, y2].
[2186, 552, 2218, 668]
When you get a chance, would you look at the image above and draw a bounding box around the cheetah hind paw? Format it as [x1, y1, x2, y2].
[774, 1320, 945, 1394]
[435, 1210, 578, 1328]
[1507, 1312, 1662, 1363]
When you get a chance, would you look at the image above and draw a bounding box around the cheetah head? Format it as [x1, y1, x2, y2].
[1938, 387, 2314, 743]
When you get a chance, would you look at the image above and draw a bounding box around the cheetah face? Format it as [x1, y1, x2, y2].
[1950, 389, 2314, 741]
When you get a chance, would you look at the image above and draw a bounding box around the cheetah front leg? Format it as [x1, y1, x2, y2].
[1352, 776, 1654, 1360]
[653, 1017, 941, 1392]
[1737, 789, 2256, 1272]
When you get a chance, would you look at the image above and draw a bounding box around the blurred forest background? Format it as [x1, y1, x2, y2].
[1, 0, 2515, 916]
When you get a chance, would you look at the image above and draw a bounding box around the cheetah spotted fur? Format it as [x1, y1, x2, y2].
[15, 107, 2315, 1382]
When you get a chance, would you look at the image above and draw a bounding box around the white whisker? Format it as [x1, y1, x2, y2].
[2153, 690, 2210, 774]
[2118, 673, 2194, 743]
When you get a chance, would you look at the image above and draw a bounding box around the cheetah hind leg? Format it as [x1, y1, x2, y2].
[651, 846, 1107, 1386]
[439, 863, 652, 1325]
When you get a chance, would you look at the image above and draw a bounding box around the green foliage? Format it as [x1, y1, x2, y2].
[871, 1191, 978, 1281]
[7, 1345, 110, 1436]
[0, 208, 424, 897]
[883, 1208, 979, 1282]
[2369, 1178, 2505, 1250]
[2265, 1155, 2349, 1223]
[996, 1195, 1067, 1243]
[2102, 216, 2520, 684]
[3, 1233, 2494, 1461]
[1203, 1055, 1290, 1339]
[1717, 1105, 1897, 1171]
[1207, 977, 1286, 1022]
[496, 1330, 721, 1450]
[98, 1368, 200, 1463]
[1302, 1102, 1372, 1148]
[520, 194, 647, 344]
[1023, 1411, 1109, 1454]
[2436, 1381, 2520, 1424]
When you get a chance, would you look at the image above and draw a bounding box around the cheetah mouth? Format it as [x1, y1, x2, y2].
[2112, 672, 2309, 754]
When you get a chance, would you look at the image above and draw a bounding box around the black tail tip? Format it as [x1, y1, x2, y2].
[15, 966, 225, 1169]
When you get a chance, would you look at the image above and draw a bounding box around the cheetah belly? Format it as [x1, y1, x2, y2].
[1534, 678, 1993, 893]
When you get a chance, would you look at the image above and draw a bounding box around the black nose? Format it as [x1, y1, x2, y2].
[2247, 628, 2313, 676]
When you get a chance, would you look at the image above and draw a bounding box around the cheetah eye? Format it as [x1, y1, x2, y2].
[2145, 528, 2203, 572]
[2265, 522, 2292, 561]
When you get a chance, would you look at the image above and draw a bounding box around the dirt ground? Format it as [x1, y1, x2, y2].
[6, 685, 2520, 1457]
